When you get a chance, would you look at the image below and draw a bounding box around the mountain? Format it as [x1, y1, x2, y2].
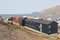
[33, 5, 60, 14]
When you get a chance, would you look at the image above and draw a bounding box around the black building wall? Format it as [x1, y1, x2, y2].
[25, 20, 40, 31]
[49, 22, 58, 34]
[19, 17, 27, 26]
[42, 24, 49, 34]
[42, 22, 58, 34]
[19, 18, 58, 34]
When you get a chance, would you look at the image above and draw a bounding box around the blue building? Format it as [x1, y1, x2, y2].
[25, 19, 58, 34]
[19, 17, 27, 26]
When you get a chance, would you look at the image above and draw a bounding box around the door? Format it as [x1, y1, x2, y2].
[42, 24, 49, 34]
[50, 23, 58, 34]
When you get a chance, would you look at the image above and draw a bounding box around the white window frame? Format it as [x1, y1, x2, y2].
[39, 24, 42, 32]
[49, 25, 51, 33]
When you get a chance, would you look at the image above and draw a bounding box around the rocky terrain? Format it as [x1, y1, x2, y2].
[33, 5, 60, 14]
[0, 23, 51, 40]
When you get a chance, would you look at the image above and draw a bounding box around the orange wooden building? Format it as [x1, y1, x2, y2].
[13, 17, 20, 24]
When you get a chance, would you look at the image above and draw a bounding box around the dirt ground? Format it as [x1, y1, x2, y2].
[0, 23, 55, 40]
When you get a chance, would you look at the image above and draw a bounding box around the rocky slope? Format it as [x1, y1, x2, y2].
[0, 23, 51, 40]
[33, 5, 60, 14]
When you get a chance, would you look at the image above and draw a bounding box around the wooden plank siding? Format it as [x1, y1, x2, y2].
[19, 17, 58, 34]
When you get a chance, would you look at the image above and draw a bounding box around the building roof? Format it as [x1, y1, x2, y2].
[19, 17, 27, 20]
[26, 18, 57, 24]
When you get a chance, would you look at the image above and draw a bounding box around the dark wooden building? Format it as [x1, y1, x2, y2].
[25, 19, 58, 34]
[19, 17, 27, 26]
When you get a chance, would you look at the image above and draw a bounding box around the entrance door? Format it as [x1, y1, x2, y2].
[42, 24, 49, 34]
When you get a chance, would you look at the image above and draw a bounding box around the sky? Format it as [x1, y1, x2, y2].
[0, 0, 60, 14]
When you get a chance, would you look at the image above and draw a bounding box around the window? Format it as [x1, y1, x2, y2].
[49, 25, 51, 29]
[49, 30, 50, 33]
[39, 24, 42, 32]
[40, 24, 42, 28]
[49, 25, 51, 33]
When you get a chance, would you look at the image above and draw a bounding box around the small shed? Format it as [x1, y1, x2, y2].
[13, 17, 20, 24]
[25, 19, 58, 34]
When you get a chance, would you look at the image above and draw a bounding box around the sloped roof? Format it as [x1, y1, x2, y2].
[19, 17, 27, 20]
[26, 19, 57, 24]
